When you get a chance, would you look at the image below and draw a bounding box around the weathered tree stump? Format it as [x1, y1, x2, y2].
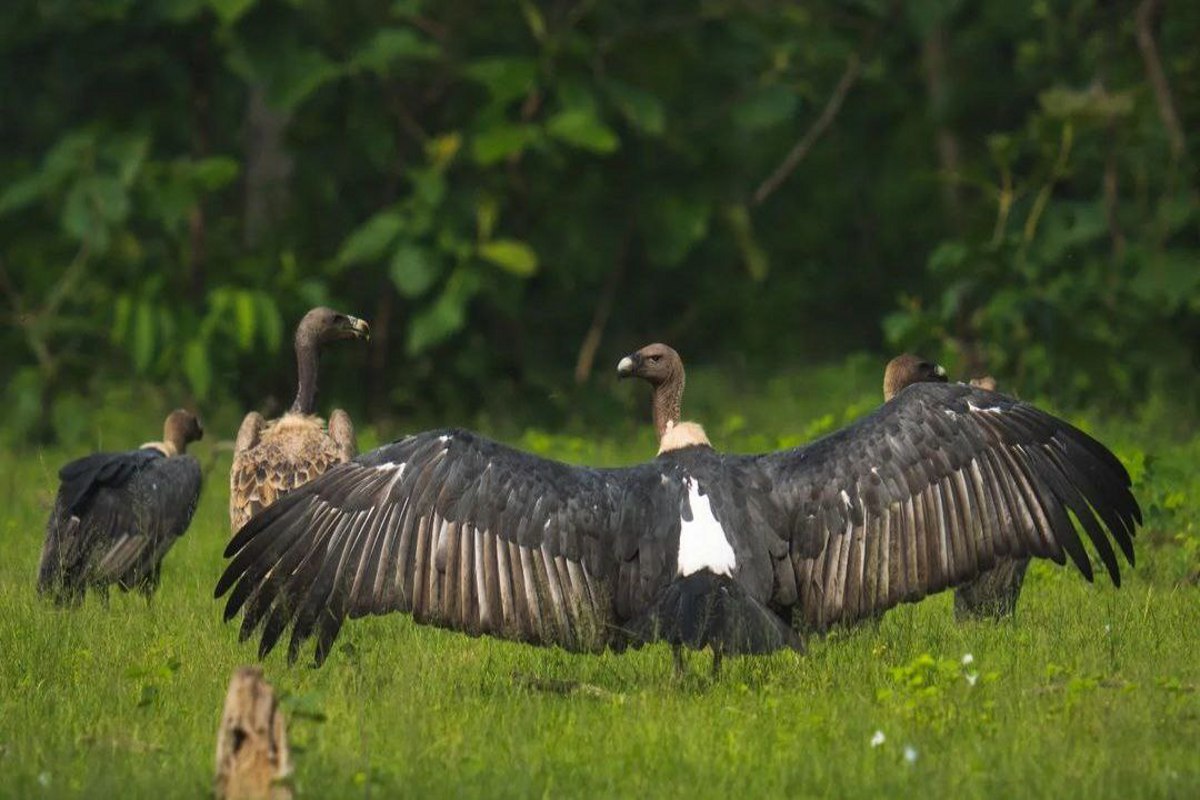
[214, 667, 292, 800]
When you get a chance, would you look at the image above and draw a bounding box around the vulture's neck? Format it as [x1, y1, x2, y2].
[882, 372, 902, 403]
[652, 374, 684, 439]
[291, 337, 320, 415]
[163, 421, 188, 454]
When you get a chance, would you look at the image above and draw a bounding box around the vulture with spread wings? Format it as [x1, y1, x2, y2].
[217, 344, 1139, 668]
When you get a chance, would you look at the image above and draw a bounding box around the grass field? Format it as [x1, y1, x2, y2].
[2, 360, 1198, 798]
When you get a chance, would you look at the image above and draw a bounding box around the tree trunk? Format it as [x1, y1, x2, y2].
[188, 27, 211, 302]
[243, 88, 294, 247]
[214, 667, 292, 800]
[921, 23, 962, 228]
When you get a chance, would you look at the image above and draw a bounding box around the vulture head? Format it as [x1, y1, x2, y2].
[289, 307, 370, 415]
[163, 409, 204, 454]
[884, 353, 947, 402]
[617, 343, 683, 388]
[618, 343, 707, 449]
[296, 307, 371, 349]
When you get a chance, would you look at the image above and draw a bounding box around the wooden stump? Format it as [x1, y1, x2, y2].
[214, 666, 292, 800]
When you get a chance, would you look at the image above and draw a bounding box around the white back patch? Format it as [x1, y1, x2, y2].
[676, 478, 736, 578]
[658, 421, 711, 454]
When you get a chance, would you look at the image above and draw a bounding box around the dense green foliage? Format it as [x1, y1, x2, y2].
[2, 1, 1198, 445]
[2, 364, 1198, 797]
[3, 4, 1198, 788]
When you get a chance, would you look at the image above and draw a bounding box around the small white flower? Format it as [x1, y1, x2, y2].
[961, 653, 974, 666]
[1104, 624, 1112, 634]
[37, 772, 51, 788]
[965, 672, 979, 687]
[870, 730, 886, 747]
[904, 746, 918, 764]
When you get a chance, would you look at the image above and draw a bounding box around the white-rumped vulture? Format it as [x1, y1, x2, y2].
[229, 307, 370, 531]
[217, 343, 1139, 669]
[38, 409, 204, 604]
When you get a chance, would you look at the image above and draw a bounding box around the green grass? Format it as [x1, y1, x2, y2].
[2, 360, 1198, 798]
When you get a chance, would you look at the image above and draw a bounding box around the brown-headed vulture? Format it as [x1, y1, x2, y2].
[38, 409, 204, 604]
[216, 343, 1139, 669]
[229, 307, 370, 531]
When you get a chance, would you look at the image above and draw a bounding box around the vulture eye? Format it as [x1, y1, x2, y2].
[648, 355, 661, 363]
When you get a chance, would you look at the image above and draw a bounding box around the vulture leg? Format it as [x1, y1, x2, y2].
[711, 646, 724, 680]
[672, 644, 686, 679]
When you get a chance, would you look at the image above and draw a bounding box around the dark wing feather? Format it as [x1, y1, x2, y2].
[56, 449, 161, 516]
[94, 455, 203, 588]
[749, 382, 1140, 630]
[217, 429, 688, 664]
[38, 451, 202, 602]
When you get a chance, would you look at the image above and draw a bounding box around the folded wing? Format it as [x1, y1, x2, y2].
[39, 450, 202, 602]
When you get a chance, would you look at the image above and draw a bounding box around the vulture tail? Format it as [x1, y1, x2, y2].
[628, 572, 802, 655]
[37, 511, 84, 606]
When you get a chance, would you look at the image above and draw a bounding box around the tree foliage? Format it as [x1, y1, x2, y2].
[1, 0, 1197, 443]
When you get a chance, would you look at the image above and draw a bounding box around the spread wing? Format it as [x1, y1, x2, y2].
[39, 451, 202, 602]
[749, 382, 1141, 630]
[217, 429, 687, 664]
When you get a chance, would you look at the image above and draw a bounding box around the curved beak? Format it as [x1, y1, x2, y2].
[348, 316, 371, 341]
[617, 355, 637, 378]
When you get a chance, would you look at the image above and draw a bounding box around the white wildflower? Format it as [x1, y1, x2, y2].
[904, 746, 918, 764]
[965, 672, 979, 687]
[37, 772, 51, 788]
[961, 653, 974, 666]
[870, 730, 886, 747]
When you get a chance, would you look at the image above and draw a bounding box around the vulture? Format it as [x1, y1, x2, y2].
[883, 355, 1031, 620]
[38, 409, 204, 604]
[217, 343, 1140, 672]
[229, 306, 370, 531]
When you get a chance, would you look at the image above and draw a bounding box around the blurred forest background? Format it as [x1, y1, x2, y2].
[2, 0, 1198, 447]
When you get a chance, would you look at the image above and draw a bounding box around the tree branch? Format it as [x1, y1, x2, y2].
[573, 220, 633, 384]
[1023, 123, 1074, 243]
[921, 23, 963, 227]
[1135, 0, 1185, 161]
[752, 53, 862, 207]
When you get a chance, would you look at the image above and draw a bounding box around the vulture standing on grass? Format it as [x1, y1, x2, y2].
[217, 343, 1139, 672]
[883, 355, 1031, 620]
[229, 307, 370, 532]
[38, 409, 204, 604]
